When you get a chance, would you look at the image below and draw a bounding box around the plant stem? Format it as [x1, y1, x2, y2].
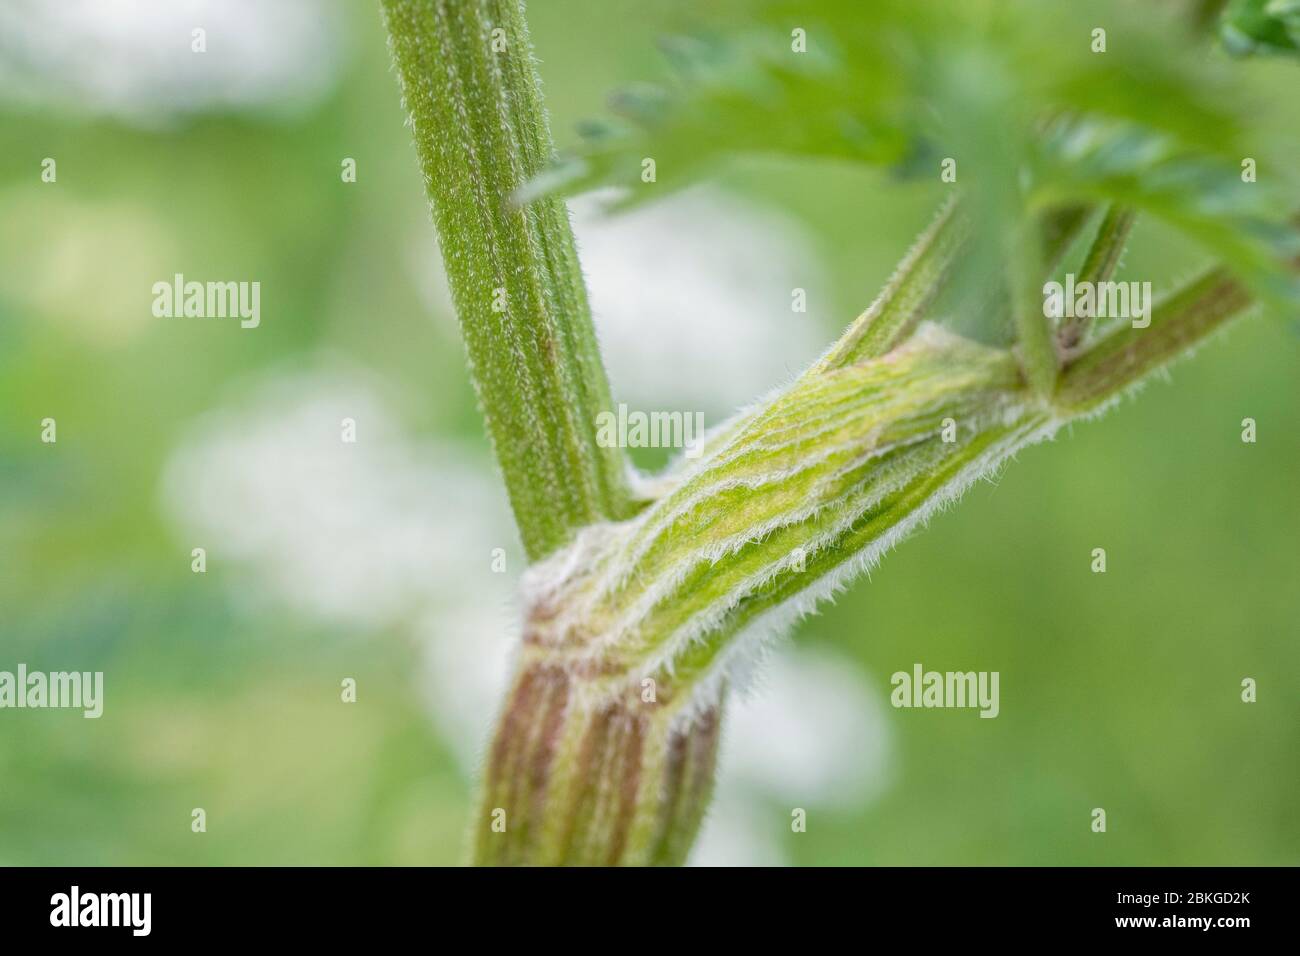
[468, 254, 1264, 865]
[1056, 265, 1253, 411]
[1077, 206, 1137, 286]
[1058, 205, 1138, 351]
[473, 650, 721, 866]
[818, 198, 969, 368]
[1040, 203, 1095, 271]
[382, 0, 632, 560]
[1008, 222, 1060, 396]
[470, 326, 1040, 865]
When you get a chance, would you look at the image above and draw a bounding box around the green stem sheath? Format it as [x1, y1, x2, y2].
[466, 258, 1261, 865]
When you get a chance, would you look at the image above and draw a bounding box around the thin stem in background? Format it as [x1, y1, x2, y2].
[1058, 205, 1139, 352]
[1008, 221, 1060, 396]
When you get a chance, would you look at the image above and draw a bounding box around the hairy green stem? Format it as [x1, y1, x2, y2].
[818, 198, 969, 368]
[1058, 205, 1138, 351]
[1057, 265, 1252, 411]
[473, 324, 1038, 865]
[1040, 203, 1095, 271]
[1008, 221, 1061, 396]
[382, 0, 632, 560]
[1077, 206, 1137, 287]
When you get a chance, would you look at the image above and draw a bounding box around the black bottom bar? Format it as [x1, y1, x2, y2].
[0, 866, 1284, 941]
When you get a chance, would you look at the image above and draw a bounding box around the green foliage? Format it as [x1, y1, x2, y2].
[1220, 0, 1300, 56]
[1031, 116, 1300, 307]
[526, 0, 1300, 318]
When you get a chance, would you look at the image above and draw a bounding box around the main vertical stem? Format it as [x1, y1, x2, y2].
[383, 0, 632, 561]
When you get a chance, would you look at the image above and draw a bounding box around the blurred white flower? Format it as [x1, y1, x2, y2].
[572, 188, 831, 416]
[689, 645, 892, 866]
[161, 364, 519, 633]
[0, 0, 343, 124]
[722, 645, 892, 809]
[161, 363, 522, 766]
[416, 605, 517, 772]
[0, 187, 172, 345]
[688, 799, 786, 868]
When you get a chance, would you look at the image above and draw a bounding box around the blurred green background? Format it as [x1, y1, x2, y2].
[0, 0, 1296, 865]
